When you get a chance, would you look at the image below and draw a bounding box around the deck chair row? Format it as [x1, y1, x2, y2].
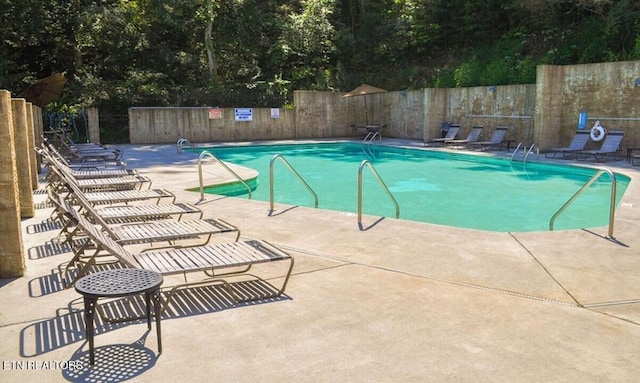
[48, 166, 152, 192]
[43, 134, 294, 305]
[64, 199, 293, 308]
[60, 179, 240, 248]
[42, 137, 127, 169]
[40, 146, 200, 226]
[50, 166, 240, 285]
[545, 130, 624, 161]
[40, 144, 179, 209]
[55, 190, 239, 288]
[424, 125, 510, 151]
[44, 163, 176, 205]
[44, 132, 123, 162]
[38, 146, 150, 192]
[425, 125, 624, 161]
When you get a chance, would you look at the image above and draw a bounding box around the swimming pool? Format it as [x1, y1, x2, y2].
[195, 143, 630, 232]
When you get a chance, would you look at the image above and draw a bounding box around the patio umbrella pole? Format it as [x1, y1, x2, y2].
[364, 98, 368, 125]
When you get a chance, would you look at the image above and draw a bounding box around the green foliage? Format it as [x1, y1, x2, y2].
[2, 0, 639, 121]
[278, 0, 338, 89]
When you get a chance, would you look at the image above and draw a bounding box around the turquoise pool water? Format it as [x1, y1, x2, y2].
[195, 143, 630, 232]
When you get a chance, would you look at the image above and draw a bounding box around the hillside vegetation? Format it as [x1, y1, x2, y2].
[2, 0, 639, 112]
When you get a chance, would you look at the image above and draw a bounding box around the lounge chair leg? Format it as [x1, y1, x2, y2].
[153, 289, 162, 354]
[222, 257, 295, 303]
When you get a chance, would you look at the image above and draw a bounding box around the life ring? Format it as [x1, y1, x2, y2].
[590, 121, 606, 142]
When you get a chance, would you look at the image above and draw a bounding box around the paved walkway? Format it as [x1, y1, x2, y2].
[1, 140, 639, 382]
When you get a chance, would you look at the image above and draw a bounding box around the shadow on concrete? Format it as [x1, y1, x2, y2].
[20, 281, 291, 358]
[25, 218, 62, 234]
[62, 333, 157, 382]
[358, 216, 387, 231]
[27, 239, 72, 260]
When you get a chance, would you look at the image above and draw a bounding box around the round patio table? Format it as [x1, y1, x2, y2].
[75, 268, 163, 365]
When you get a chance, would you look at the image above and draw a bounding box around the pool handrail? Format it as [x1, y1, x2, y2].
[177, 137, 193, 154]
[511, 143, 537, 163]
[363, 130, 381, 144]
[269, 154, 319, 214]
[523, 144, 537, 163]
[362, 131, 380, 158]
[358, 160, 400, 228]
[197, 150, 252, 202]
[510, 143, 522, 161]
[549, 166, 617, 238]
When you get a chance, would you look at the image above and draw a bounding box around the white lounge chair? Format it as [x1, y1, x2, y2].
[56, 188, 240, 287]
[41, 138, 127, 169]
[65, 202, 294, 309]
[46, 164, 151, 192]
[64, 187, 240, 247]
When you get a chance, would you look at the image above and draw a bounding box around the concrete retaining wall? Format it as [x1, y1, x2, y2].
[128, 61, 640, 151]
[129, 107, 297, 144]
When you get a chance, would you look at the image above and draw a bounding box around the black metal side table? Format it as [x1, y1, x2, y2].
[75, 268, 163, 365]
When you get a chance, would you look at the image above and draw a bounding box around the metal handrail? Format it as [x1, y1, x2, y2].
[361, 131, 380, 158]
[177, 137, 193, 154]
[510, 143, 537, 163]
[363, 131, 380, 144]
[198, 151, 252, 202]
[549, 167, 617, 238]
[269, 154, 318, 213]
[510, 143, 523, 161]
[357, 160, 400, 226]
[523, 144, 536, 163]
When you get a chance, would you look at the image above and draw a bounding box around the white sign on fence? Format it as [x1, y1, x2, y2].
[234, 108, 253, 121]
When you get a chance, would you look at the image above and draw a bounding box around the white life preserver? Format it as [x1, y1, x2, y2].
[590, 121, 606, 142]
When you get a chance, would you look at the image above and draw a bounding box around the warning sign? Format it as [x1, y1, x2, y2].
[208, 107, 222, 119]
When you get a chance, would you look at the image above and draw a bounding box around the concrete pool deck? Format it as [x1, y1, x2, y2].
[1, 139, 640, 382]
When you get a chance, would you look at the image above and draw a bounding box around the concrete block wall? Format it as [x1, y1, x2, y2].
[0, 91, 25, 277]
[0, 91, 42, 277]
[128, 61, 640, 151]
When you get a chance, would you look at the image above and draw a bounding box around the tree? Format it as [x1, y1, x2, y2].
[279, 0, 338, 89]
[2, 0, 639, 115]
[198, 0, 220, 83]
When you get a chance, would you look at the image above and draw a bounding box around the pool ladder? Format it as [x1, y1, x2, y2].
[511, 142, 540, 162]
[510, 143, 538, 163]
[177, 137, 193, 154]
[269, 154, 318, 214]
[549, 166, 617, 238]
[197, 150, 252, 202]
[363, 130, 381, 144]
[362, 131, 381, 158]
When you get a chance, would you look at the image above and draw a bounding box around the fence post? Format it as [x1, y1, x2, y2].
[87, 108, 100, 143]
